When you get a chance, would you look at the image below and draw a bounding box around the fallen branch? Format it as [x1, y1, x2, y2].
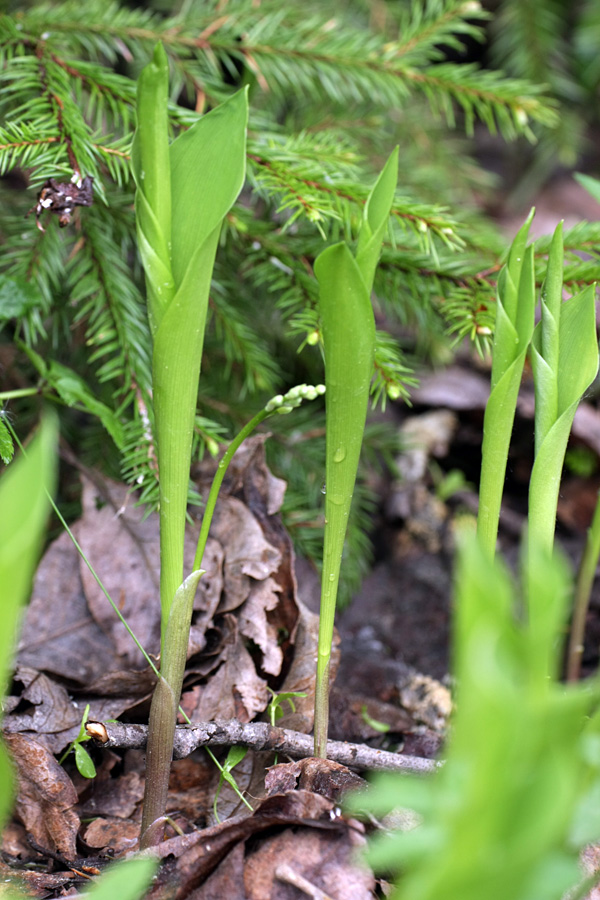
[86, 719, 439, 774]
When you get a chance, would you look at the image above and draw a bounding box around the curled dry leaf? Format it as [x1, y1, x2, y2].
[81, 817, 140, 856]
[17, 530, 124, 684]
[238, 577, 283, 676]
[146, 789, 339, 899]
[276, 598, 340, 733]
[3, 665, 152, 755]
[3, 733, 79, 859]
[244, 823, 374, 900]
[207, 494, 281, 610]
[264, 757, 365, 803]
[180, 615, 269, 723]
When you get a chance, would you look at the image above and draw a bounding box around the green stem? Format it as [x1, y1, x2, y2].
[0, 388, 40, 401]
[140, 676, 177, 846]
[193, 408, 269, 571]
[314, 657, 331, 759]
[140, 406, 270, 848]
[566, 490, 600, 682]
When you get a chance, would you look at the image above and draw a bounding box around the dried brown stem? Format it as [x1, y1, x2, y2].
[87, 719, 439, 775]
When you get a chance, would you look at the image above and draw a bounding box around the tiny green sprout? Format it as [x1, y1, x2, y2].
[386, 383, 402, 401]
[360, 705, 391, 734]
[267, 688, 307, 726]
[514, 107, 529, 127]
[430, 461, 474, 502]
[307, 330, 320, 346]
[212, 745, 249, 823]
[58, 704, 96, 779]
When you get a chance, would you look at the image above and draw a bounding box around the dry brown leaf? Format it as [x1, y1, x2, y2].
[209, 495, 281, 611]
[4, 667, 81, 736]
[3, 667, 152, 754]
[328, 689, 414, 743]
[187, 842, 246, 900]
[238, 577, 283, 676]
[81, 817, 140, 855]
[165, 756, 213, 825]
[77, 476, 224, 669]
[264, 758, 364, 804]
[78, 770, 144, 819]
[181, 616, 269, 723]
[0, 821, 30, 859]
[147, 789, 336, 899]
[76, 477, 163, 667]
[244, 825, 374, 900]
[4, 733, 79, 859]
[194, 434, 287, 518]
[17, 530, 123, 684]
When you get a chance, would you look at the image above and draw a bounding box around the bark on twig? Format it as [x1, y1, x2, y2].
[86, 719, 440, 774]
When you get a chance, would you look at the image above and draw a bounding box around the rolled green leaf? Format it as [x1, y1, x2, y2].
[133, 46, 248, 847]
[355, 147, 399, 291]
[477, 211, 536, 559]
[533, 222, 563, 452]
[314, 149, 398, 758]
[153, 89, 248, 638]
[133, 48, 248, 638]
[140, 570, 202, 841]
[131, 42, 174, 334]
[529, 225, 598, 555]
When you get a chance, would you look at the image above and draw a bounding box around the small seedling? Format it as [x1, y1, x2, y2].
[267, 688, 307, 727]
[58, 704, 96, 779]
[429, 461, 474, 502]
[360, 705, 391, 734]
[212, 746, 250, 823]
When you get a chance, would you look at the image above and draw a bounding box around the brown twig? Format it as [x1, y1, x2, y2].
[275, 863, 335, 900]
[86, 719, 440, 774]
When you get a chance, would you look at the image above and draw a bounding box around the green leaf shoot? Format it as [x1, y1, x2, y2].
[314, 148, 398, 758]
[213, 745, 249, 822]
[529, 222, 599, 556]
[477, 210, 536, 559]
[346, 535, 600, 900]
[133, 47, 249, 846]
